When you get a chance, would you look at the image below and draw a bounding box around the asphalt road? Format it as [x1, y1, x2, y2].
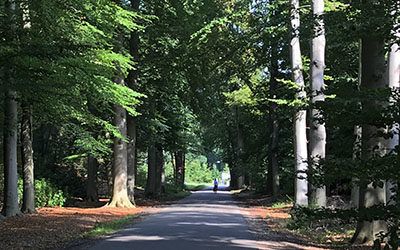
[89, 187, 258, 250]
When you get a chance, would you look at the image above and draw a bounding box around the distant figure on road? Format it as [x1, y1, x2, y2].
[213, 178, 218, 193]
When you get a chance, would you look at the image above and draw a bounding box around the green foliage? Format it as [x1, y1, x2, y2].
[185, 157, 214, 184]
[18, 178, 66, 208]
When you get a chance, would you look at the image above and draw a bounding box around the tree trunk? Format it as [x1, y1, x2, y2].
[351, 125, 362, 208]
[2, 90, 20, 217]
[308, 0, 327, 207]
[108, 75, 134, 208]
[266, 44, 280, 199]
[86, 155, 99, 202]
[290, 0, 308, 206]
[351, 37, 387, 244]
[126, 0, 140, 206]
[21, 103, 36, 213]
[156, 144, 164, 194]
[146, 144, 157, 197]
[174, 151, 185, 188]
[386, 30, 400, 205]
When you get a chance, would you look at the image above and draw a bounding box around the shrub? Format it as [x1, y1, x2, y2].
[18, 178, 66, 208]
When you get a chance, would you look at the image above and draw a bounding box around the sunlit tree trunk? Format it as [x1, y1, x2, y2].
[351, 37, 387, 244]
[308, 0, 326, 207]
[108, 74, 134, 208]
[290, 0, 308, 206]
[386, 25, 400, 205]
[21, 103, 35, 213]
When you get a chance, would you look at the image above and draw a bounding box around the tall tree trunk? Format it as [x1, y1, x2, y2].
[86, 155, 99, 202]
[308, 0, 326, 207]
[156, 144, 164, 194]
[126, 0, 140, 205]
[146, 143, 163, 197]
[2, 90, 20, 217]
[386, 27, 400, 205]
[174, 151, 185, 188]
[290, 0, 308, 206]
[351, 38, 387, 244]
[108, 75, 134, 208]
[146, 144, 156, 197]
[266, 45, 280, 199]
[21, 103, 35, 213]
[351, 125, 362, 208]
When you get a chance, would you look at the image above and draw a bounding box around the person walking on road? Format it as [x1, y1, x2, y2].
[213, 178, 218, 193]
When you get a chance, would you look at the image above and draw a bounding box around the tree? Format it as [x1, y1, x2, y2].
[21, 103, 35, 213]
[108, 73, 135, 208]
[2, 0, 20, 218]
[126, 0, 141, 205]
[351, 36, 387, 245]
[308, 0, 327, 207]
[290, 0, 308, 207]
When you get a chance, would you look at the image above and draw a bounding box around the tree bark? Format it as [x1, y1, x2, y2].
[156, 144, 164, 194]
[2, 90, 20, 217]
[145, 143, 163, 197]
[126, 0, 140, 206]
[146, 144, 157, 197]
[386, 28, 400, 205]
[86, 155, 99, 202]
[108, 75, 134, 208]
[351, 125, 362, 208]
[351, 37, 387, 244]
[266, 44, 280, 199]
[290, 0, 308, 207]
[21, 103, 36, 213]
[174, 151, 185, 188]
[308, 0, 326, 207]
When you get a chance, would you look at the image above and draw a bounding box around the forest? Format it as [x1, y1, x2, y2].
[0, 0, 399, 249]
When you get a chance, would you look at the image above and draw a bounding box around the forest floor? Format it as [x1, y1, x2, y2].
[0, 190, 191, 249]
[235, 190, 370, 249]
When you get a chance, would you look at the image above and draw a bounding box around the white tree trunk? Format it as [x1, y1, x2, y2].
[21, 104, 36, 213]
[386, 29, 400, 205]
[309, 0, 326, 207]
[3, 90, 20, 217]
[290, 0, 308, 206]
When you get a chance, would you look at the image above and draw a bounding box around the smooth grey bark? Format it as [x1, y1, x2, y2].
[3, 90, 20, 217]
[126, 0, 140, 205]
[21, 104, 36, 213]
[86, 155, 99, 202]
[351, 38, 387, 244]
[290, 0, 308, 206]
[108, 75, 134, 208]
[308, 0, 327, 207]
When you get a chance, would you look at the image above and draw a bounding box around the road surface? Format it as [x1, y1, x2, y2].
[89, 187, 259, 250]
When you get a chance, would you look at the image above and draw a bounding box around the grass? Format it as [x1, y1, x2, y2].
[84, 215, 139, 238]
[184, 182, 209, 191]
